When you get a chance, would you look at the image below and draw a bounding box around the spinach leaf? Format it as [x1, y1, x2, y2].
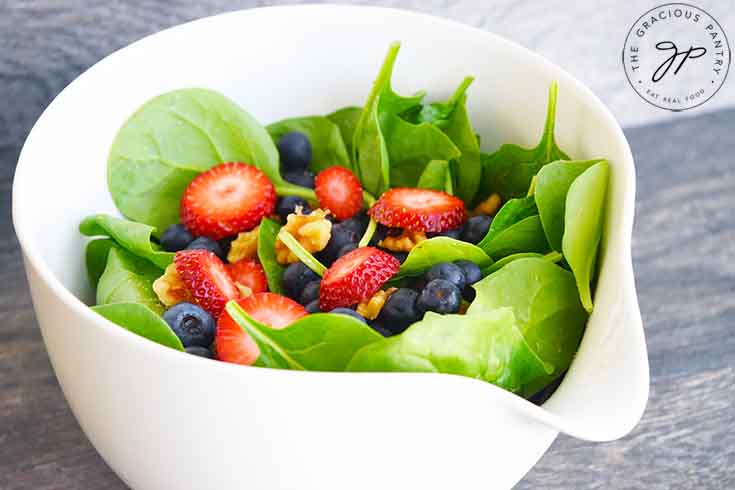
[394, 237, 492, 280]
[480, 82, 570, 200]
[85, 238, 115, 288]
[327, 106, 362, 159]
[257, 218, 284, 294]
[482, 252, 544, 275]
[477, 197, 550, 259]
[96, 246, 164, 314]
[108, 88, 281, 230]
[92, 302, 184, 351]
[79, 214, 173, 269]
[347, 309, 552, 397]
[411, 77, 481, 205]
[225, 302, 382, 371]
[562, 161, 609, 312]
[469, 257, 587, 378]
[267, 116, 351, 172]
[535, 159, 605, 251]
[416, 159, 451, 192]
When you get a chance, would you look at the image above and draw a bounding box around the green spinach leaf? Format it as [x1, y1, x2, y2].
[481, 82, 570, 200]
[416, 159, 451, 192]
[469, 257, 587, 377]
[92, 302, 183, 351]
[80, 214, 173, 269]
[477, 197, 549, 259]
[394, 237, 492, 280]
[108, 88, 281, 230]
[347, 309, 552, 397]
[327, 106, 362, 159]
[482, 252, 544, 275]
[85, 238, 115, 288]
[267, 116, 351, 172]
[535, 159, 605, 251]
[257, 218, 284, 294]
[96, 246, 164, 314]
[225, 302, 382, 371]
[562, 161, 609, 312]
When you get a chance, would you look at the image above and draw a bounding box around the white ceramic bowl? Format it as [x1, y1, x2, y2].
[12, 6, 649, 489]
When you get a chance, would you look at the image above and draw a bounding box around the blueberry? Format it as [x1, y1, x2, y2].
[277, 196, 311, 222]
[218, 235, 237, 258]
[163, 302, 216, 348]
[278, 131, 312, 172]
[416, 279, 462, 315]
[454, 260, 482, 301]
[283, 170, 316, 189]
[425, 262, 466, 290]
[300, 280, 321, 306]
[329, 307, 367, 323]
[368, 321, 393, 337]
[428, 226, 463, 240]
[186, 236, 226, 261]
[368, 224, 390, 246]
[337, 243, 358, 258]
[461, 215, 492, 244]
[282, 262, 320, 300]
[317, 222, 359, 265]
[377, 288, 420, 334]
[185, 346, 214, 359]
[160, 224, 194, 252]
[305, 300, 322, 314]
[340, 211, 369, 234]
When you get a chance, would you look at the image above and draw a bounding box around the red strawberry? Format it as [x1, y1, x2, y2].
[368, 187, 466, 232]
[216, 293, 308, 365]
[314, 166, 363, 220]
[319, 247, 400, 311]
[227, 259, 269, 296]
[174, 250, 239, 318]
[181, 162, 276, 240]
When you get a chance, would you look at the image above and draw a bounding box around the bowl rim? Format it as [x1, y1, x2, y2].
[11, 4, 647, 442]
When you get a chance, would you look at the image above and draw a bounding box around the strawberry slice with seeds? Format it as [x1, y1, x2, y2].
[315, 166, 363, 220]
[174, 249, 239, 318]
[227, 258, 269, 296]
[181, 162, 276, 240]
[369, 187, 466, 232]
[216, 293, 308, 365]
[319, 247, 400, 311]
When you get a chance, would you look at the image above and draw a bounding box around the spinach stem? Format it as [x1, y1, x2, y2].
[277, 229, 326, 276]
[448, 76, 475, 106]
[275, 184, 317, 202]
[540, 81, 559, 160]
[543, 251, 563, 263]
[363, 190, 376, 208]
[359, 218, 377, 247]
[444, 169, 454, 195]
[526, 176, 537, 197]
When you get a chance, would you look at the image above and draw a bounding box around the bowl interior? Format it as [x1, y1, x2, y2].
[13, 5, 647, 441]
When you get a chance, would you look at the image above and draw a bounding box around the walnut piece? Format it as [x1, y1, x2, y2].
[152, 263, 193, 307]
[378, 230, 426, 252]
[473, 193, 502, 216]
[356, 288, 397, 320]
[227, 226, 260, 263]
[275, 209, 332, 264]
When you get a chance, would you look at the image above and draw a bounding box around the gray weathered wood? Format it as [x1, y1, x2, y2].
[0, 2, 733, 489]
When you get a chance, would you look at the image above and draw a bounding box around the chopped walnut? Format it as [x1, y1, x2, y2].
[356, 288, 397, 320]
[152, 263, 193, 307]
[275, 209, 332, 264]
[459, 301, 470, 315]
[378, 230, 427, 252]
[227, 226, 259, 263]
[473, 193, 502, 216]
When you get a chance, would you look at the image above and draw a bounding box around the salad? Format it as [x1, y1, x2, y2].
[81, 42, 608, 400]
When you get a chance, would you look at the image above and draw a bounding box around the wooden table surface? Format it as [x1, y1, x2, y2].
[1, 3, 733, 489]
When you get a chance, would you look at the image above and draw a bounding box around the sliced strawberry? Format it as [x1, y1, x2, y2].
[368, 187, 466, 232]
[314, 166, 363, 220]
[227, 259, 269, 296]
[216, 293, 308, 365]
[174, 250, 239, 318]
[181, 162, 276, 240]
[319, 247, 400, 311]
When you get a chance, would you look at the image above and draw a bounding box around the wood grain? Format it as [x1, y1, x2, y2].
[0, 2, 734, 489]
